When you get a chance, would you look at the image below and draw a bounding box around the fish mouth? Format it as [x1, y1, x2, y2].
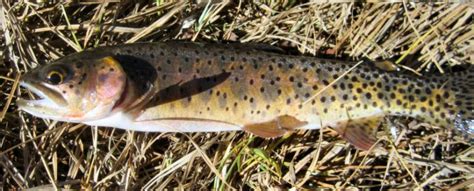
[17, 80, 67, 112]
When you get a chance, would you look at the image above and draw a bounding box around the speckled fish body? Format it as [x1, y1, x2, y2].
[17, 42, 473, 149]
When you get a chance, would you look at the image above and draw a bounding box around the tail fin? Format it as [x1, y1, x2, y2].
[450, 66, 474, 135]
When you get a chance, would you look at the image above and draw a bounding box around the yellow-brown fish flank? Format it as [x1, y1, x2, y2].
[126, 44, 427, 117]
[18, 42, 473, 150]
[107, 42, 469, 126]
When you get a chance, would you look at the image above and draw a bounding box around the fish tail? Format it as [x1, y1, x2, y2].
[450, 66, 474, 134]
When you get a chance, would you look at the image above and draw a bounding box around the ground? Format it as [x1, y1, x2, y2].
[0, 1, 473, 190]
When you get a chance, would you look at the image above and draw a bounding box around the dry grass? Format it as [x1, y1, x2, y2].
[0, 1, 473, 190]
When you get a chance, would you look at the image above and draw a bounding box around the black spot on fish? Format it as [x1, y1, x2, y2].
[351, 76, 358, 82]
[425, 88, 432, 94]
[428, 100, 434, 106]
[322, 80, 330, 86]
[297, 82, 303, 88]
[339, 83, 346, 90]
[365, 93, 372, 99]
[320, 96, 326, 103]
[277, 63, 283, 68]
[443, 92, 450, 99]
[396, 100, 402, 105]
[376, 82, 382, 88]
[377, 93, 384, 99]
[348, 83, 354, 89]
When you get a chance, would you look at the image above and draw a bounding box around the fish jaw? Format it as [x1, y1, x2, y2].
[16, 81, 73, 121]
[18, 81, 67, 106]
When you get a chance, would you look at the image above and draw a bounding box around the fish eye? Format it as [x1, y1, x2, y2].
[46, 70, 64, 85]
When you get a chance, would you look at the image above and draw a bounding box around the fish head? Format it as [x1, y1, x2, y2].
[17, 55, 127, 122]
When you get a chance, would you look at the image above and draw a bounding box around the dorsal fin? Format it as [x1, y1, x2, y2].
[362, 57, 399, 72]
[218, 42, 286, 54]
[240, 43, 286, 54]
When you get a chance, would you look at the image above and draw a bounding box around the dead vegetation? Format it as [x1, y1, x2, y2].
[0, 1, 473, 190]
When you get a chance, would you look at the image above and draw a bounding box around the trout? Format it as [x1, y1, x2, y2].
[17, 42, 473, 150]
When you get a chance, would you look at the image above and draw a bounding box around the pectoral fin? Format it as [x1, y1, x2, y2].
[243, 115, 308, 138]
[332, 116, 383, 150]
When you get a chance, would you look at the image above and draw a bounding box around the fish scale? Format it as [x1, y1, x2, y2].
[17, 42, 473, 150]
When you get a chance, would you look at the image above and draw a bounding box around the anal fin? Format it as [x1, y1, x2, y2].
[243, 115, 308, 138]
[332, 116, 383, 150]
